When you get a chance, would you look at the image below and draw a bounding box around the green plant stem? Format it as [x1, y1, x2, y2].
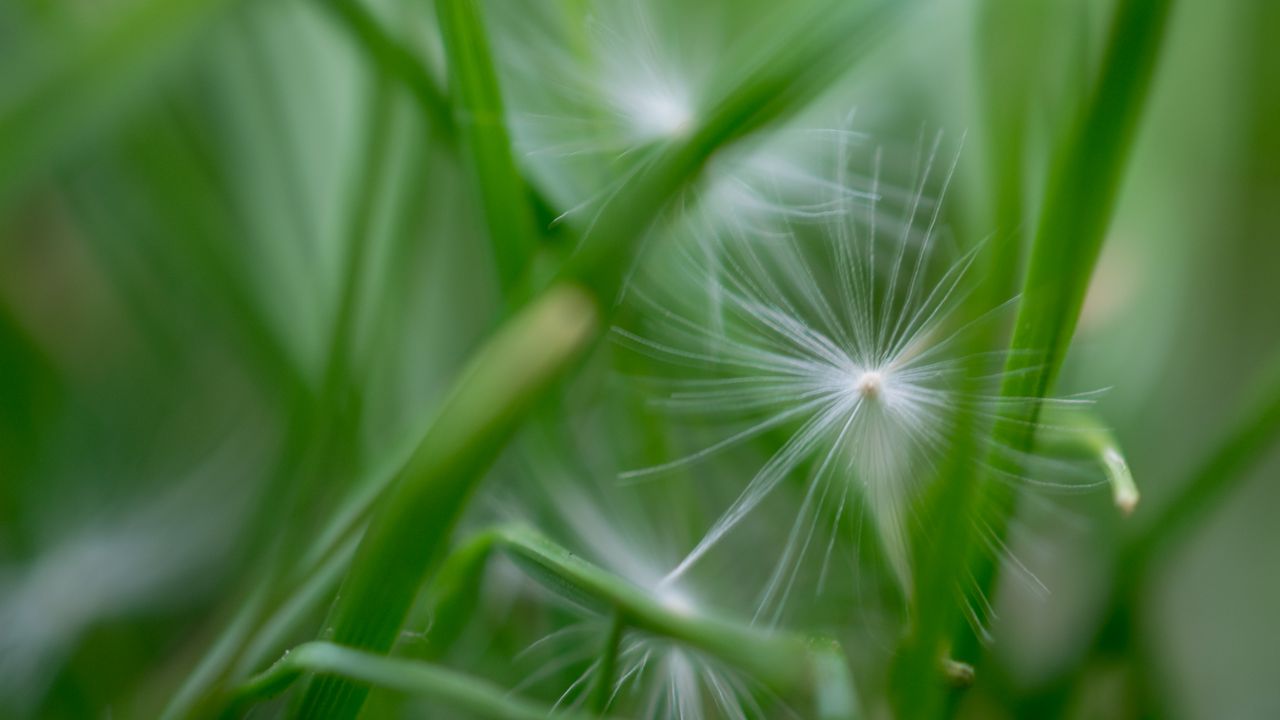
[229, 642, 604, 720]
[973, 0, 1048, 298]
[316, 0, 586, 261]
[425, 525, 859, 717]
[972, 0, 1173, 597]
[1097, 352, 1280, 654]
[894, 0, 1174, 716]
[272, 72, 394, 560]
[318, 74, 393, 408]
[435, 0, 540, 296]
[295, 284, 599, 717]
[1038, 406, 1139, 515]
[810, 640, 862, 720]
[164, 72, 400, 720]
[161, 585, 269, 720]
[232, 520, 860, 717]
[235, 535, 360, 679]
[320, 0, 453, 136]
[589, 612, 626, 715]
[489, 525, 811, 690]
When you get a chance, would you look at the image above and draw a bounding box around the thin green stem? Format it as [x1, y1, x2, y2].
[1038, 406, 1139, 516]
[1046, 352, 1280, 720]
[435, 0, 540, 296]
[295, 284, 599, 718]
[973, 0, 1048, 297]
[319, 0, 453, 136]
[487, 525, 810, 691]
[229, 642, 605, 720]
[161, 585, 269, 720]
[319, 74, 394, 407]
[430, 524, 859, 716]
[894, 0, 1174, 716]
[977, 0, 1173, 593]
[589, 611, 626, 715]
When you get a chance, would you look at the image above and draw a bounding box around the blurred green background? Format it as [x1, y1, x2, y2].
[0, 0, 1277, 718]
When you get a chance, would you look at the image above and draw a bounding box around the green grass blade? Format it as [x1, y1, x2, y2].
[1079, 352, 1280, 716]
[974, 0, 1174, 594]
[1000, 0, 1176, 415]
[316, 74, 395, 419]
[488, 525, 812, 691]
[295, 5, 905, 715]
[588, 611, 626, 715]
[1128, 349, 1280, 565]
[295, 284, 599, 718]
[230, 641, 605, 720]
[434, 0, 541, 296]
[894, 0, 1175, 715]
[160, 584, 270, 720]
[319, 0, 453, 135]
[971, 0, 1057, 301]
[422, 525, 859, 717]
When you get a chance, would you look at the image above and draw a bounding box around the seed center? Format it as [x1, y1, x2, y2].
[855, 370, 884, 399]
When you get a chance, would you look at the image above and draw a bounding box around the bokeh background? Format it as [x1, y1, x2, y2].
[0, 0, 1277, 717]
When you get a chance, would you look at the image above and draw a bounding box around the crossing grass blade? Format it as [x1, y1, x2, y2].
[893, 1, 1175, 716]
[231, 641, 608, 720]
[387, 525, 857, 718]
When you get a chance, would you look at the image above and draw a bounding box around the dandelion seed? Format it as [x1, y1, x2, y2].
[495, 0, 872, 235]
[618, 130, 1109, 626]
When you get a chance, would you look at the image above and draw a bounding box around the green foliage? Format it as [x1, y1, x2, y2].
[2, 0, 1278, 719]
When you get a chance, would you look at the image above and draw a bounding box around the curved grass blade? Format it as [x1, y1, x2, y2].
[230, 641, 606, 720]
[294, 284, 600, 718]
[1038, 406, 1139, 516]
[418, 525, 860, 719]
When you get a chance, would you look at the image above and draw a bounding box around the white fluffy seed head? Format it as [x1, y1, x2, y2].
[612, 82, 694, 141]
[495, 2, 876, 235]
[615, 129, 1017, 617]
[612, 115, 1114, 632]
